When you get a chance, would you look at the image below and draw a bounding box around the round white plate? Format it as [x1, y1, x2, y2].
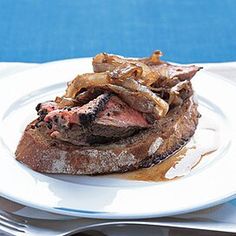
[0, 58, 235, 219]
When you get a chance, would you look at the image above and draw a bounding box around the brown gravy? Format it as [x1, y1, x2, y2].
[111, 122, 219, 182]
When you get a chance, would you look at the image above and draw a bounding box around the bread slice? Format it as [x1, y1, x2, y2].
[15, 97, 199, 175]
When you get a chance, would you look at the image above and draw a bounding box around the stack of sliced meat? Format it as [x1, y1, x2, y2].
[36, 94, 149, 146]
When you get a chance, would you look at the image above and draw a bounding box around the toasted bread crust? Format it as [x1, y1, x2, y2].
[15, 97, 199, 175]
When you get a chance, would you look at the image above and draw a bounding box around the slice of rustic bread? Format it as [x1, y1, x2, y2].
[15, 97, 199, 175]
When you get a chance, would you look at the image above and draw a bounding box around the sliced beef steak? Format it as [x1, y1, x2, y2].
[36, 94, 149, 146]
[40, 93, 111, 127]
[96, 96, 149, 128]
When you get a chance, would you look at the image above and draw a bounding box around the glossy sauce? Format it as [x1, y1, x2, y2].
[112, 116, 220, 182]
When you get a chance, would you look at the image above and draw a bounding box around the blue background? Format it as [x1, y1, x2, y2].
[0, 0, 235, 63]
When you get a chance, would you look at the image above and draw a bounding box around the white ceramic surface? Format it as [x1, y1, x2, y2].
[0, 58, 235, 219]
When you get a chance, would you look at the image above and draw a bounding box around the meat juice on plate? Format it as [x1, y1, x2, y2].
[112, 112, 220, 182]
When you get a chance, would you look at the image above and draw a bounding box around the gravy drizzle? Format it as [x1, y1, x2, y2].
[112, 117, 220, 182]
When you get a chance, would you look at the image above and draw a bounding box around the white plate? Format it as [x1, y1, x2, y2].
[0, 58, 236, 219]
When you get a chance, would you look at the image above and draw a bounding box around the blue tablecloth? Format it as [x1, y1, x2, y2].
[0, 0, 235, 63]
